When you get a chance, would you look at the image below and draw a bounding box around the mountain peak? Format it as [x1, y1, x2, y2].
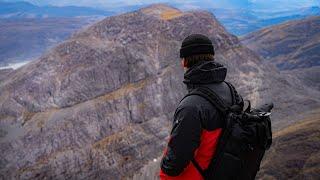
[140, 4, 183, 20]
[1, 4, 319, 180]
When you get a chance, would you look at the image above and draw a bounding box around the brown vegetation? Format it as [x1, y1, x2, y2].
[257, 109, 320, 179]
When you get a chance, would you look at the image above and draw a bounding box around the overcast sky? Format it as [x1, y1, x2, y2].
[3, 0, 320, 10]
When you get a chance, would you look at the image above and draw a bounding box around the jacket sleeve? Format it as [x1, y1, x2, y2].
[160, 105, 202, 176]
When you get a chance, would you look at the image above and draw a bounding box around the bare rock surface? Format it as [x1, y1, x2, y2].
[0, 4, 319, 179]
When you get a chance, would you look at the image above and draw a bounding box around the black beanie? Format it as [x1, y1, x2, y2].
[180, 34, 215, 58]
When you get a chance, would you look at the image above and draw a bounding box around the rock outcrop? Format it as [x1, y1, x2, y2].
[0, 4, 319, 179]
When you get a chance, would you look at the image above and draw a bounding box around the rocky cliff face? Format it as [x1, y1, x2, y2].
[0, 4, 319, 179]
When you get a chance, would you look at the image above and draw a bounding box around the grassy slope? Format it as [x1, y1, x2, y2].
[240, 16, 320, 70]
[257, 108, 320, 179]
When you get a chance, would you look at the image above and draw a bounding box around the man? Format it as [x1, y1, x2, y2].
[159, 34, 243, 179]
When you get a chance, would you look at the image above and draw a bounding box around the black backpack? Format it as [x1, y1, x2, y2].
[185, 82, 272, 180]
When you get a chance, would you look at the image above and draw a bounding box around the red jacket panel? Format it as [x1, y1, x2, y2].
[160, 128, 222, 180]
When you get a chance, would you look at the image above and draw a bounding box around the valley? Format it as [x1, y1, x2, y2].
[0, 17, 99, 66]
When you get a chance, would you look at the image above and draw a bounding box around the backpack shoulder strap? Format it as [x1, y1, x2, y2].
[224, 81, 236, 105]
[183, 86, 229, 115]
[182, 86, 229, 179]
[224, 81, 244, 107]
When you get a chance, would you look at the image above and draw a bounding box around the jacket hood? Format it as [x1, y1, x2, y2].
[183, 61, 227, 85]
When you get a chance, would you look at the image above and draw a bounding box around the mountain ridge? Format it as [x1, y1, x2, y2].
[1, 1, 319, 66]
[241, 16, 320, 70]
[211, 6, 320, 35]
[0, 1, 114, 18]
[240, 16, 320, 91]
[0, 4, 319, 179]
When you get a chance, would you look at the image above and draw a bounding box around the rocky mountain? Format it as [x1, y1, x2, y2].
[241, 16, 320, 70]
[0, 4, 319, 179]
[0, 17, 98, 66]
[1, 1, 319, 66]
[257, 108, 320, 179]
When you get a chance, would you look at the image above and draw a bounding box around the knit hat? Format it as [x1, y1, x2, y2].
[180, 34, 215, 58]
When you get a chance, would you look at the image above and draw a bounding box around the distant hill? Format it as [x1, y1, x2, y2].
[1, 1, 319, 35]
[0, 1, 131, 66]
[257, 108, 320, 179]
[241, 16, 320, 90]
[211, 6, 320, 35]
[283, 66, 320, 91]
[241, 16, 320, 70]
[0, 1, 114, 18]
[0, 17, 98, 66]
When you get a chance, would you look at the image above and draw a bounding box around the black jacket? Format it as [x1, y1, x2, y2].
[160, 61, 242, 176]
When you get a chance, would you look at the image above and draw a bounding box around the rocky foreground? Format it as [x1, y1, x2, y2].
[0, 4, 319, 179]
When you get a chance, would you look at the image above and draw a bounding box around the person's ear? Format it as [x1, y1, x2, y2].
[181, 58, 187, 67]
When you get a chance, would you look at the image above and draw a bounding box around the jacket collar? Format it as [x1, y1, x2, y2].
[183, 60, 227, 90]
